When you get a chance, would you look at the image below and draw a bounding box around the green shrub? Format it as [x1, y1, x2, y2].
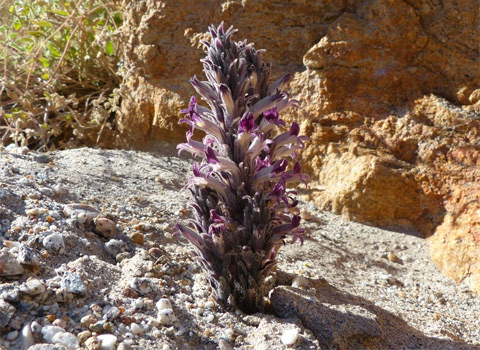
[0, 0, 122, 150]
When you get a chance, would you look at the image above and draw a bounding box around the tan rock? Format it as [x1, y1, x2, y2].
[429, 182, 480, 295]
[313, 152, 442, 235]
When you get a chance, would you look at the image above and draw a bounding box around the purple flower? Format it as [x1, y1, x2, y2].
[176, 23, 309, 314]
[238, 112, 255, 133]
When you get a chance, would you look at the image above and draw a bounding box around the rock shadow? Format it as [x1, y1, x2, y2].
[271, 277, 477, 350]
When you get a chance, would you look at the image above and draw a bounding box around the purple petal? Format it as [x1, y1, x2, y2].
[249, 91, 284, 117]
[219, 84, 235, 117]
[267, 74, 292, 95]
[238, 112, 255, 133]
[176, 224, 204, 248]
[290, 122, 300, 137]
[210, 209, 225, 223]
[205, 147, 219, 164]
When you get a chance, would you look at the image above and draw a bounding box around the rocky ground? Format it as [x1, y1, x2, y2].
[0, 145, 478, 350]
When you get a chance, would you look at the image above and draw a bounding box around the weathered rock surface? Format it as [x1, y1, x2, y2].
[112, 0, 480, 293]
[429, 182, 480, 295]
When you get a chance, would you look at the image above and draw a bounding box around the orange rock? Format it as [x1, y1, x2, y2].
[429, 182, 480, 295]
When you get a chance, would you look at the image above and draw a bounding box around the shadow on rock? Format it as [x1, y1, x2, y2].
[271, 279, 476, 350]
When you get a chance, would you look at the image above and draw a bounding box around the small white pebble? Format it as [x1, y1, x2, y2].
[156, 297, 172, 311]
[21, 324, 35, 349]
[164, 232, 173, 240]
[52, 318, 67, 329]
[77, 212, 87, 224]
[158, 309, 177, 326]
[42, 233, 65, 254]
[218, 338, 233, 350]
[97, 334, 117, 350]
[52, 331, 79, 350]
[223, 328, 234, 341]
[25, 208, 39, 216]
[23, 279, 46, 295]
[205, 301, 215, 309]
[205, 314, 215, 323]
[41, 325, 65, 343]
[281, 328, 300, 345]
[130, 322, 143, 336]
[134, 298, 144, 309]
[31, 321, 42, 333]
[292, 275, 311, 289]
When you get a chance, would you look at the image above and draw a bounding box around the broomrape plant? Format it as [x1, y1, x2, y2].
[177, 23, 309, 314]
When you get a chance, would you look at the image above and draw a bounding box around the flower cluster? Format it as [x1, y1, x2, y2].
[177, 23, 309, 313]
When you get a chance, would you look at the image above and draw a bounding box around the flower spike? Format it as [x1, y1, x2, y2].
[176, 23, 309, 314]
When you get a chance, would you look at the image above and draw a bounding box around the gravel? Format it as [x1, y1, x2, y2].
[0, 145, 478, 349]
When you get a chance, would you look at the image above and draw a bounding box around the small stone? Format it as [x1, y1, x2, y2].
[218, 339, 233, 350]
[89, 320, 114, 333]
[41, 325, 65, 343]
[39, 187, 54, 196]
[42, 233, 65, 254]
[157, 309, 177, 326]
[0, 248, 24, 276]
[4, 288, 21, 303]
[26, 208, 40, 216]
[55, 287, 72, 303]
[81, 314, 97, 327]
[97, 334, 117, 350]
[27, 345, 69, 350]
[0, 299, 16, 327]
[130, 322, 143, 336]
[21, 323, 35, 349]
[53, 184, 66, 195]
[77, 330, 91, 344]
[52, 331, 79, 350]
[116, 252, 131, 263]
[129, 277, 157, 295]
[292, 275, 311, 289]
[223, 328, 234, 341]
[301, 209, 312, 220]
[205, 300, 215, 309]
[281, 328, 300, 345]
[105, 240, 127, 258]
[129, 232, 144, 245]
[85, 336, 102, 350]
[122, 287, 139, 298]
[52, 318, 67, 329]
[0, 188, 22, 207]
[156, 297, 172, 311]
[61, 271, 86, 295]
[33, 155, 52, 163]
[102, 305, 121, 321]
[205, 314, 215, 322]
[63, 204, 100, 224]
[31, 321, 42, 332]
[17, 244, 40, 266]
[6, 330, 18, 340]
[22, 279, 46, 295]
[117, 342, 128, 350]
[387, 252, 400, 263]
[94, 218, 118, 238]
